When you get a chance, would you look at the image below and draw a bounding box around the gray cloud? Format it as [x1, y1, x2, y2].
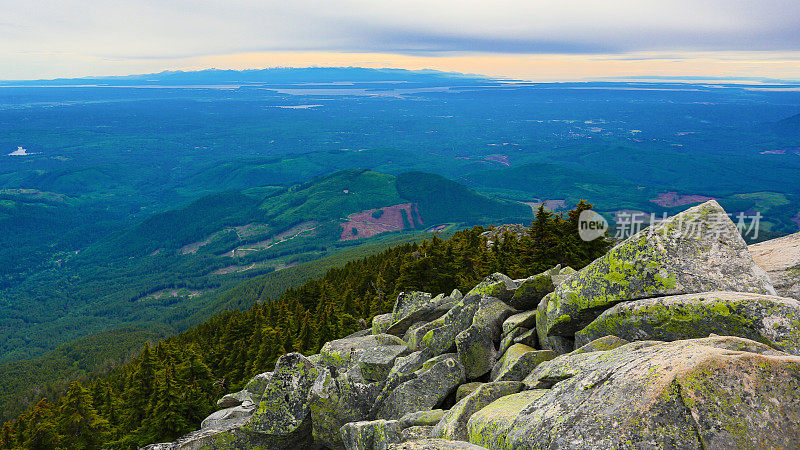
[1, 0, 799, 74]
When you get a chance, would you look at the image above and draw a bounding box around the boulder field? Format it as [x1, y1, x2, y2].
[145, 201, 800, 449]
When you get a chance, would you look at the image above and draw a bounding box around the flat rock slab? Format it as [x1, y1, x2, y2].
[574, 291, 800, 355]
[319, 334, 406, 371]
[389, 439, 489, 450]
[502, 310, 536, 335]
[466, 390, 549, 449]
[539, 200, 776, 340]
[376, 354, 465, 420]
[431, 381, 523, 441]
[467, 273, 517, 302]
[492, 349, 556, 382]
[497, 337, 800, 449]
[750, 232, 800, 301]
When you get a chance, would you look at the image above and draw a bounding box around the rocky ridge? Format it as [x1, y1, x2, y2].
[145, 201, 800, 449]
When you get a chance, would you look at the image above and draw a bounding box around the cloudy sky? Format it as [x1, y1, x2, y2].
[2, 0, 800, 80]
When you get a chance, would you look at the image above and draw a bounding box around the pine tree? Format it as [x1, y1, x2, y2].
[1, 420, 16, 449]
[297, 312, 313, 354]
[136, 366, 190, 445]
[58, 382, 109, 450]
[25, 399, 60, 450]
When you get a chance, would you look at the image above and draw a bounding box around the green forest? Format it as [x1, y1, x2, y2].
[0, 202, 608, 449]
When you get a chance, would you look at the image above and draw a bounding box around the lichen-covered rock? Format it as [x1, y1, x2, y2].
[431, 381, 523, 441]
[491, 344, 555, 382]
[750, 232, 800, 301]
[241, 371, 273, 403]
[455, 382, 484, 403]
[216, 388, 252, 408]
[497, 327, 526, 356]
[569, 335, 629, 355]
[418, 300, 479, 356]
[508, 272, 554, 310]
[550, 266, 577, 287]
[471, 296, 516, 342]
[398, 426, 434, 443]
[467, 273, 517, 303]
[340, 419, 402, 450]
[375, 354, 465, 420]
[319, 334, 407, 371]
[491, 336, 800, 449]
[244, 353, 319, 440]
[501, 311, 536, 336]
[466, 390, 549, 449]
[511, 328, 538, 348]
[456, 325, 497, 380]
[372, 313, 395, 335]
[392, 291, 434, 322]
[359, 344, 411, 382]
[387, 292, 456, 336]
[407, 320, 443, 351]
[309, 367, 382, 449]
[574, 291, 800, 354]
[538, 200, 776, 341]
[389, 439, 489, 450]
[200, 405, 255, 430]
[399, 409, 446, 428]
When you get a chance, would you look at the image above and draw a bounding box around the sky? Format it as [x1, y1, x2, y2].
[2, 0, 800, 81]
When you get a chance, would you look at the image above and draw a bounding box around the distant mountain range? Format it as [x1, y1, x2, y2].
[1, 67, 495, 86]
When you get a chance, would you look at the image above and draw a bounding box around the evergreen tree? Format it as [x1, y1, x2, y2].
[25, 399, 60, 450]
[136, 366, 190, 445]
[58, 382, 109, 450]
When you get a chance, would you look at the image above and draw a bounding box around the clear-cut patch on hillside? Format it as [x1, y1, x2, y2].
[340, 203, 422, 241]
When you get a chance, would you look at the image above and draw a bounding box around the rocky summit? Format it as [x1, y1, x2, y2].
[145, 201, 800, 449]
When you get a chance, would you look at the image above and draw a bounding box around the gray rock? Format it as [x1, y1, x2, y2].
[309, 367, 382, 449]
[481, 224, 528, 248]
[399, 409, 446, 428]
[244, 353, 320, 445]
[569, 335, 629, 355]
[467, 273, 517, 303]
[550, 266, 577, 287]
[399, 426, 434, 443]
[406, 320, 442, 351]
[574, 291, 800, 355]
[455, 382, 484, 403]
[319, 334, 407, 371]
[491, 344, 555, 382]
[200, 405, 255, 430]
[242, 371, 273, 403]
[495, 337, 800, 449]
[455, 325, 497, 380]
[392, 291, 434, 322]
[372, 313, 395, 335]
[389, 439, 489, 450]
[387, 292, 456, 336]
[418, 300, 479, 356]
[359, 345, 411, 382]
[508, 272, 554, 310]
[501, 310, 536, 335]
[431, 381, 523, 441]
[538, 201, 776, 341]
[466, 390, 549, 449]
[497, 327, 526, 356]
[216, 388, 252, 408]
[471, 296, 516, 342]
[375, 354, 466, 420]
[388, 351, 431, 380]
[341, 419, 402, 450]
[512, 328, 538, 348]
[750, 232, 800, 301]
